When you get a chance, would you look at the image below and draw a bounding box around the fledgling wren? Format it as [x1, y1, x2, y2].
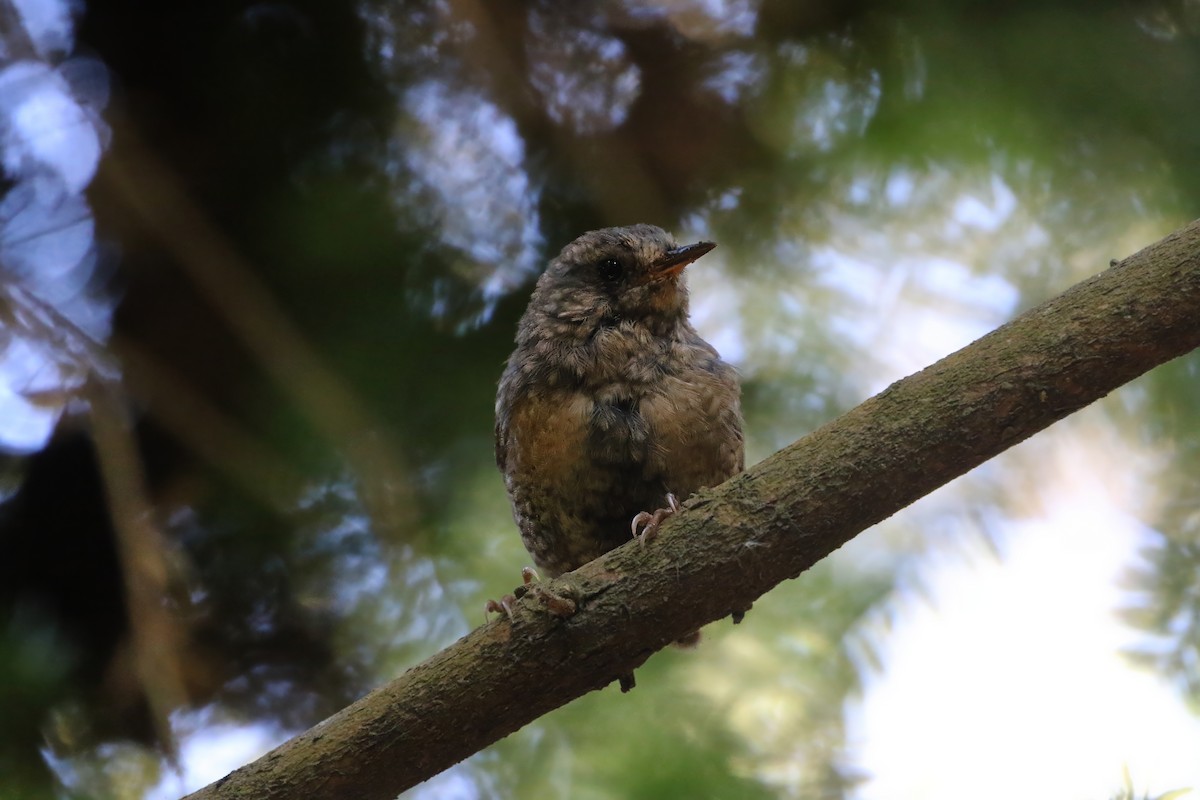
[495, 224, 744, 586]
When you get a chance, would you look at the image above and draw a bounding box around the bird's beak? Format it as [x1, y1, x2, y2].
[650, 240, 717, 280]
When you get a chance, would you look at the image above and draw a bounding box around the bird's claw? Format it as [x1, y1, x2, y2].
[485, 567, 542, 623]
[487, 566, 577, 621]
[485, 596, 516, 622]
[630, 492, 682, 546]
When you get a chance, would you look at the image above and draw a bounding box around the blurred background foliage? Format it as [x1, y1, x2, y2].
[1, 0, 1199, 798]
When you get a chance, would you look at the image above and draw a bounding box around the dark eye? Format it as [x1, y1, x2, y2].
[597, 257, 623, 282]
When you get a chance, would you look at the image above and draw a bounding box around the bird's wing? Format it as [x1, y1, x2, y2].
[495, 387, 511, 472]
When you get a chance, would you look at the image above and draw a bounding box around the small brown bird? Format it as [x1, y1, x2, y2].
[495, 223, 744, 585]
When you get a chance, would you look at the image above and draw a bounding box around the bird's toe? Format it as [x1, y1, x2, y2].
[630, 493, 682, 546]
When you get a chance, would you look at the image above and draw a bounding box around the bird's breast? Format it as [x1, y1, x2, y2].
[587, 391, 651, 466]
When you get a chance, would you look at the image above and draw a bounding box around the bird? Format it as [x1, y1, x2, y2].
[493, 224, 744, 654]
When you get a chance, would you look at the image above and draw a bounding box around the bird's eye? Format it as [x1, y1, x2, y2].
[597, 257, 623, 282]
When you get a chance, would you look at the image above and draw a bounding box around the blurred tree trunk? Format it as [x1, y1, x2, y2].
[184, 219, 1200, 800]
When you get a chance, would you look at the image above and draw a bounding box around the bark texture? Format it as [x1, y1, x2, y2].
[185, 220, 1200, 800]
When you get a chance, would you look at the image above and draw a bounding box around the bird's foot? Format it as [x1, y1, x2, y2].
[630, 492, 682, 546]
[485, 566, 576, 621]
[532, 584, 577, 618]
[484, 566, 540, 622]
[484, 595, 516, 622]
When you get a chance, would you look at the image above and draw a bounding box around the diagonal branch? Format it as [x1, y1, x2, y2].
[185, 219, 1200, 800]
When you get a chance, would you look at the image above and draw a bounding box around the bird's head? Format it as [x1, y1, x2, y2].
[525, 224, 716, 339]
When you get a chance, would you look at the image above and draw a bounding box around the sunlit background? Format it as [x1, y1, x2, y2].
[1, 0, 1199, 798]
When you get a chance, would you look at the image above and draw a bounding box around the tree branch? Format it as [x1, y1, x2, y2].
[184, 219, 1200, 800]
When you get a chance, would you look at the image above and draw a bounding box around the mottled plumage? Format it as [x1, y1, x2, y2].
[495, 224, 744, 578]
